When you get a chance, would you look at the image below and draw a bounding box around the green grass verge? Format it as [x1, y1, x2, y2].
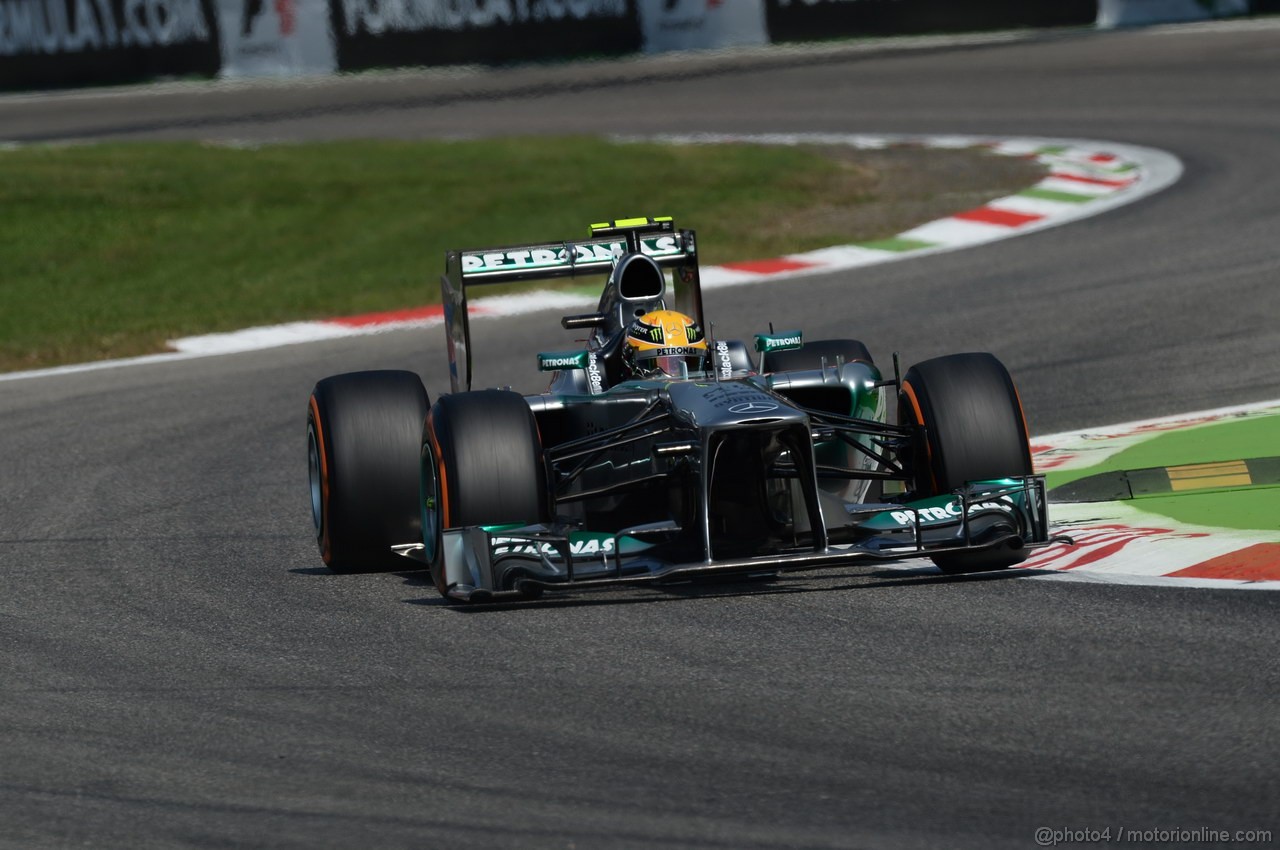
[1133, 490, 1280, 533]
[0, 137, 1043, 371]
[1046, 413, 1280, 531]
[1045, 415, 1280, 489]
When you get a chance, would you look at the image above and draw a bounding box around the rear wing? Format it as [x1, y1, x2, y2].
[440, 217, 703, 393]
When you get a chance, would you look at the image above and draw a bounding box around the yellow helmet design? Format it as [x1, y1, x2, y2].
[623, 310, 708, 379]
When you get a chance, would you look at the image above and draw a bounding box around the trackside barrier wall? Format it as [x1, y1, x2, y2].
[0, 0, 640, 90]
[0, 0, 222, 90]
[3, 1, 1277, 93]
[328, 0, 641, 74]
[1097, 0, 1249, 27]
[0, 0, 336, 89]
[637, 0, 766, 52]
[219, 0, 335, 78]
[763, 0, 1096, 42]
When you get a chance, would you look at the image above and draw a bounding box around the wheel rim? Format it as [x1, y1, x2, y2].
[307, 422, 323, 534]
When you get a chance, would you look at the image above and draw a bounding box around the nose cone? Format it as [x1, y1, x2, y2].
[666, 381, 806, 429]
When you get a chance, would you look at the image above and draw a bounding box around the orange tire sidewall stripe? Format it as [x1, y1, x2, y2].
[426, 410, 450, 529]
[1012, 382, 1033, 469]
[308, 394, 332, 563]
[900, 379, 938, 494]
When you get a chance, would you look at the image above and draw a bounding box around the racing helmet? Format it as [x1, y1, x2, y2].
[622, 310, 709, 379]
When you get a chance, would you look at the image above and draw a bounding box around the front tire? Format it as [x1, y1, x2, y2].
[421, 390, 550, 596]
[307, 370, 429, 573]
[899, 353, 1032, 574]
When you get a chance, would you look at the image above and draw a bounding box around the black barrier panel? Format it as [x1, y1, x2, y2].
[0, 0, 221, 92]
[331, 0, 641, 73]
[765, 0, 1096, 42]
[1252, 0, 1280, 10]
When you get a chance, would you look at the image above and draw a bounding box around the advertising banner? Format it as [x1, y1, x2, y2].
[0, 0, 222, 90]
[637, 0, 767, 53]
[1097, 0, 1249, 28]
[216, 0, 336, 77]
[764, 0, 1097, 43]
[12, 0, 1268, 95]
[330, 0, 641, 73]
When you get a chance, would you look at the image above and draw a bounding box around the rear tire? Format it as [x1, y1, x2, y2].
[764, 338, 873, 372]
[899, 353, 1032, 574]
[308, 370, 429, 573]
[421, 390, 550, 595]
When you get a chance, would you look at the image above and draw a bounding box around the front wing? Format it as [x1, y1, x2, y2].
[398, 477, 1066, 602]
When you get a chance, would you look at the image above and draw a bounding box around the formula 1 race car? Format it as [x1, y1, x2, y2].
[306, 217, 1058, 601]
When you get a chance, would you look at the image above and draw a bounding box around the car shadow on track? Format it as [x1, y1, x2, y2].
[391, 564, 1040, 613]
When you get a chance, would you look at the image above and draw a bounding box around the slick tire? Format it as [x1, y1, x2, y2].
[421, 390, 550, 596]
[307, 370, 430, 573]
[899, 353, 1033, 574]
[763, 338, 874, 372]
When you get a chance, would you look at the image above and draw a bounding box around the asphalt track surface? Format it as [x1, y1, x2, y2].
[2, 23, 1279, 850]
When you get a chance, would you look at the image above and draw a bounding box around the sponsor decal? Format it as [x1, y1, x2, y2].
[491, 536, 616, 557]
[489, 532, 653, 559]
[640, 235, 684, 258]
[0, 0, 212, 55]
[463, 241, 616, 274]
[728, 400, 778, 414]
[586, 351, 604, 394]
[461, 235, 682, 276]
[331, 0, 640, 74]
[338, 0, 630, 37]
[754, 331, 803, 354]
[716, 339, 733, 379]
[886, 498, 1016, 527]
[537, 350, 589, 371]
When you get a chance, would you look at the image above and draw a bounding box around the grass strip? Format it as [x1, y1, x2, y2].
[1045, 415, 1280, 489]
[854, 237, 937, 252]
[0, 138, 1044, 371]
[1045, 414, 1280, 532]
[1019, 187, 1095, 203]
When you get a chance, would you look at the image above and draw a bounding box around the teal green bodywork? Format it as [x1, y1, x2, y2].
[859, 480, 1029, 533]
[754, 330, 803, 354]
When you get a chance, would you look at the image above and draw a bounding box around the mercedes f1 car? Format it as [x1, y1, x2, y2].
[307, 217, 1059, 602]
